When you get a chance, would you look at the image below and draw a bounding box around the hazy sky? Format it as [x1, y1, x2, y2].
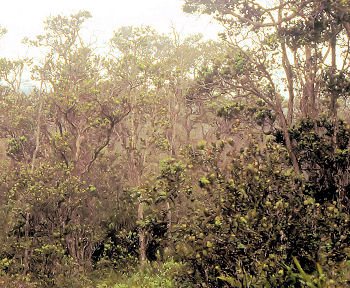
[0, 0, 222, 59]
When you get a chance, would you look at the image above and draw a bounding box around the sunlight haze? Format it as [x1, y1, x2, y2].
[0, 0, 221, 59]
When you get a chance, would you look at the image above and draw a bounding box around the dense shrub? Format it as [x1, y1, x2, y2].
[171, 130, 349, 287]
[0, 163, 106, 287]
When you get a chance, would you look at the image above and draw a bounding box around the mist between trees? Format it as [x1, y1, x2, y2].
[0, 1, 350, 287]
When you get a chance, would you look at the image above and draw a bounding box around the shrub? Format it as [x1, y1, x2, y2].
[172, 134, 349, 287]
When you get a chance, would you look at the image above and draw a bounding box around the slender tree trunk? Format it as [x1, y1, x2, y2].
[31, 81, 44, 172]
[138, 194, 146, 264]
[276, 99, 300, 174]
[301, 45, 315, 117]
[171, 118, 177, 156]
[166, 201, 172, 231]
[74, 131, 84, 162]
[281, 41, 295, 125]
[278, 4, 295, 125]
[330, 36, 339, 150]
[129, 93, 147, 265]
[24, 211, 30, 275]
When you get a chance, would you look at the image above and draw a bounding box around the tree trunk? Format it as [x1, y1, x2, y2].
[276, 99, 300, 174]
[31, 80, 44, 172]
[279, 28, 295, 125]
[330, 36, 339, 151]
[283, 46, 295, 125]
[138, 195, 146, 264]
[301, 45, 316, 117]
[24, 212, 30, 275]
[166, 201, 172, 231]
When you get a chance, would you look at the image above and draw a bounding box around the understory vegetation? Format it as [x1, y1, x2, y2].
[0, 0, 350, 287]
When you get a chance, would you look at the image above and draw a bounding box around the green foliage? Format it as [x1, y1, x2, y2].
[291, 257, 328, 288]
[0, 163, 106, 286]
[276, 116, 350, 205]
[156, 158, 187, 202]
[95, 229, 139, 271]
[96, 259, 191, 288]
[0, 26, 6, 37]
[217, 100, 276, 127]
[6, 136, 28, 160]
[172, 136, 349, 287]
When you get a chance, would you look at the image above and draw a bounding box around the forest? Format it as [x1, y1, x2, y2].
[0, 0, 349, 287]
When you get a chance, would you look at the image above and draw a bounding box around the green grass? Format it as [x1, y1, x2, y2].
[96, 259, 191, 288]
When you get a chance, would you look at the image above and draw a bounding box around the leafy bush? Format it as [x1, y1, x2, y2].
[0, 163, 106, 286]
[171, 132, 349, 287]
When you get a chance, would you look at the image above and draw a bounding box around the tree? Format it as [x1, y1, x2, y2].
[183, 0, 350, 175]
[105, 26, 222, 264]
[25, 11, 130, 177]
[0, 12, 131, 283]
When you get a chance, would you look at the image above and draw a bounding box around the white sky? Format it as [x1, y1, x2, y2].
[0, 0, 222, 59]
